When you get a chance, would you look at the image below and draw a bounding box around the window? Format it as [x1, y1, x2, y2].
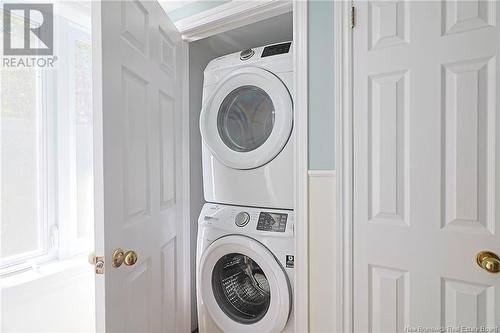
[1, 10, 93, 274]
[1, 68, 51, 267]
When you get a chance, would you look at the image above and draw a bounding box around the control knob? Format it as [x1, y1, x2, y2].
[240, 49, 255, 61]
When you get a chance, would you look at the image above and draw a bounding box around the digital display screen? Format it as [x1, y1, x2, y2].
[257, 212, 288, 232]
[261, 42, 291, 58]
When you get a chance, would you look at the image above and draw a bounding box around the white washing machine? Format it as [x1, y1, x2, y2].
[200, 42, 294, 209]
[197, 203, 294, 333]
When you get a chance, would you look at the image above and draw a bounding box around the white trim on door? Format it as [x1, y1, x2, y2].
[334, 1, 354, 332]
[176, 0, 292, 41]
[91, 2, 105, 331]
[293, 1, 309, 332]
[180, 41, 192, 333]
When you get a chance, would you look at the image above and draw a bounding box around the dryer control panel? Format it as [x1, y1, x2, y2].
[261, 42, 291, 58]
[257, 212, 287, 232]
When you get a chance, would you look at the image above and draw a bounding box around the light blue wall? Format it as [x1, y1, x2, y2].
[308, 1, 335, 170]
[168, 1, 229, 22]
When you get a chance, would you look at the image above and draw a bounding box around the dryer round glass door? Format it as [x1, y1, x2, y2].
[217, 86, 274, 153]
[199, 235, 291, 333]
[200, 67, 293, 170]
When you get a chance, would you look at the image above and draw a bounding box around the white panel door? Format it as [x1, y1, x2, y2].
[92, 1, 188, 332]
[353, 1, 500, 331]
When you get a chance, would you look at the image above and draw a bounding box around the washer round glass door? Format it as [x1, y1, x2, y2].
[200, 67, 293, 170]
[199, 235, 291, 333]
[212, 253, 271, 324]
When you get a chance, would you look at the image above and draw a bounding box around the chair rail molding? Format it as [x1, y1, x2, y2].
[176, 0, 293, 41]
[308, 170, 337, 177]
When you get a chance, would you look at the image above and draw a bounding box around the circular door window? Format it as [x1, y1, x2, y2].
[199, 235, 291, 332]
[212, 253, 271, 324]
[200, 67, 293, 170]
[217, 86, 275, 153]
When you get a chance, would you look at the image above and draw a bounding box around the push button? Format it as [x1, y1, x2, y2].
[235, 212, 250, 227]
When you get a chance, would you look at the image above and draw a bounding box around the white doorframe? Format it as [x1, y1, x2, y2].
[174, 1, 309, 330]
[91, 3, 105, 331]
[92, 1, 305, 331]
[180, 41, 192, 333]
[334, 1, 354, 332]
[293, 1, 309, 332]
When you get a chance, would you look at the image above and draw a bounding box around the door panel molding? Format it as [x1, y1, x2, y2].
[367, 69, 409, 226]
[441, 56, 496, 235]
[369, 265, 410, 332]
[441, 277, 495, 327]
[442, 0, 496, 36]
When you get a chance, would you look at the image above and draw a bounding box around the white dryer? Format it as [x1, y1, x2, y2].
[200, 42, 293, 209]
[197, 203, 294, 333]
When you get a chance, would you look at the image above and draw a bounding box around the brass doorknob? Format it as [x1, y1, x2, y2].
[112, 248, 138, 268]
[476, 251, 500, 274]
[124, 250, 138, 266]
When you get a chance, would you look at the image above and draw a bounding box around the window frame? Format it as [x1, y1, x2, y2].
[0, 12, 93, 275]
[56, 19, 93, 259]
[0, 69, 58, 274]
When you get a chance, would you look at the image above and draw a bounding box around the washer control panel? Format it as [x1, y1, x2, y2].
[234, 212, 250, 227]
[257, 212, 288, 232]
[199, 203, 293, 236]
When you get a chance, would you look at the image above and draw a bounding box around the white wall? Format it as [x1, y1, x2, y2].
[1, 260, 95, 332]
[309, 171, 337, 332]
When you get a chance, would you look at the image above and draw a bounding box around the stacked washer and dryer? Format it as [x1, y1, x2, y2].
[196, 42, 295, 333]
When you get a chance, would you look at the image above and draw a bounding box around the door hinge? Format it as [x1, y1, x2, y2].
[351, 6, 356, 28]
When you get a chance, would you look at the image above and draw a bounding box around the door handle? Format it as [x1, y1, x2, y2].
[112, 248, 138, 268]
[476, 251, 500, 274]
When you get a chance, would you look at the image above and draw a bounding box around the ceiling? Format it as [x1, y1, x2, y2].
[190, 11, 292, 57]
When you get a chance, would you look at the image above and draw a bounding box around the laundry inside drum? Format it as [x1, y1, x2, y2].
[211, 253, 271, 324]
